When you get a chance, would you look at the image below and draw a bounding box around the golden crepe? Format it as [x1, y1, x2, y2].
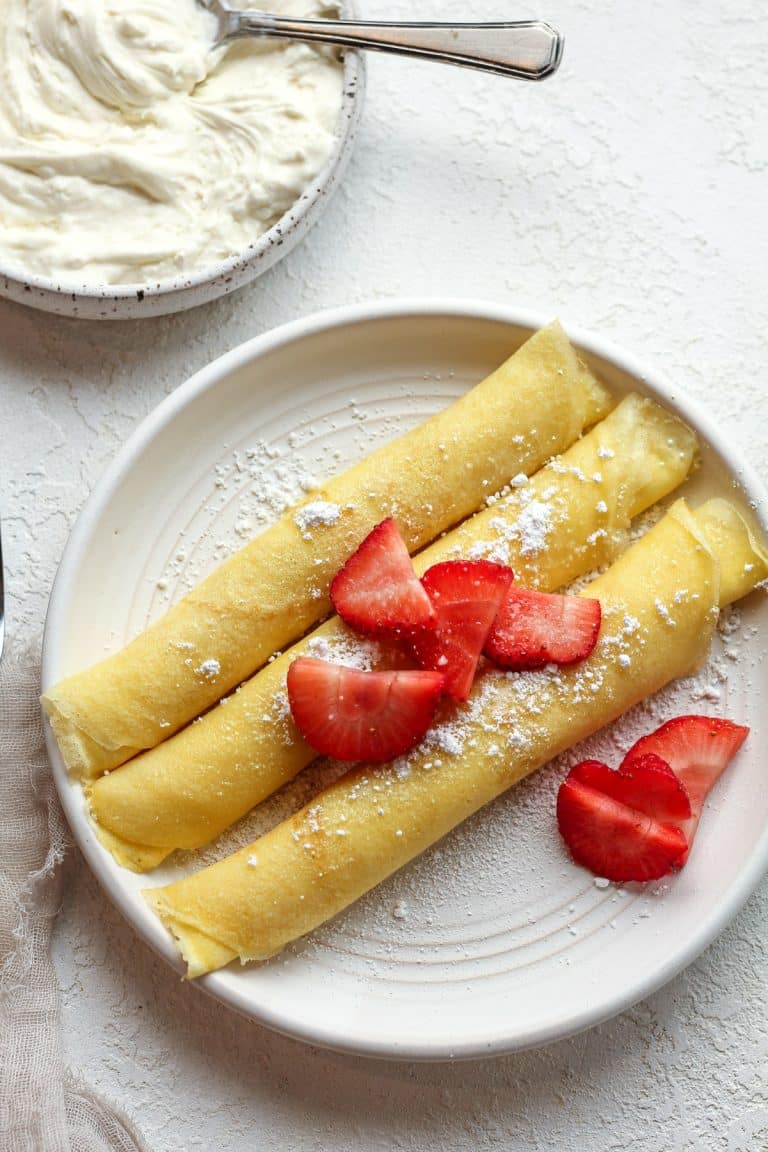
[42, 322, 611, 779]
[143, 498, 768, 977]
[89, 394, 697, 871]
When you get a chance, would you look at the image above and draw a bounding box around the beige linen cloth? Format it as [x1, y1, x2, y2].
[0, 644, 147, 1152]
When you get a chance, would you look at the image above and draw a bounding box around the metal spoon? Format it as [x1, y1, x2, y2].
[201, 3, 563, 81]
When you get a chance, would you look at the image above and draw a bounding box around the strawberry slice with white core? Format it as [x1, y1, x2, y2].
[407, 560, 514, 702]
[569, 754, 692, 823]
[330, 518, 436, 637]
[286, 657, 445, 763]
[556, 756, 690, 883]
[621, 715, 749, 862]
[484, 586, 601, 671]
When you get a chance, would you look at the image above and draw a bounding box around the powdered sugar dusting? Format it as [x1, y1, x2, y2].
[305, 629, 383, 672]
[461, 487, 562, 569]
[152, 439, 321, 598]
[295, 500, 343, 540]
[512, 500, 553, 557]
[148, 392, 411, 601]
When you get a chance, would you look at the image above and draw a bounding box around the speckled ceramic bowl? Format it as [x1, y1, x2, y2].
[0, 25, 363, 321]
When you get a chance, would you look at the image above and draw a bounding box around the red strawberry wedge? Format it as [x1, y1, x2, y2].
[621, 716, 749, 862]
[407, 560, 514, 702]
[330, 518, 436, 637]
[573, 754, 692, 823]
[286, 657, 445, 763]
[484, 586, 601, 671]
[556, 757, 690, 882]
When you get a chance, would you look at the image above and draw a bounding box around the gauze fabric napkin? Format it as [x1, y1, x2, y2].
[0, 643, 147, 1152]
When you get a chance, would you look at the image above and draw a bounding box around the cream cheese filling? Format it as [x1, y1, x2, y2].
[0, 0, 343, 284]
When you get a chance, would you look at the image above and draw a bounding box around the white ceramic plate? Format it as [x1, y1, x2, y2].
[42, 301, 768, 1060]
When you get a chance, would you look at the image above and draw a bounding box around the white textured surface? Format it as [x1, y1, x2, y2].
[1, 0, 766, 1146]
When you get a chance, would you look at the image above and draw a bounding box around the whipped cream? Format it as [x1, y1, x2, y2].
[0, 0, 343, 284]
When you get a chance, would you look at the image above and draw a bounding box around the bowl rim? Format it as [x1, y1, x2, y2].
[41, 297, 768, 1061]
[0, 17, 363, 307]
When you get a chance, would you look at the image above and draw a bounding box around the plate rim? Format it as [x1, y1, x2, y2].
[42, 298, 768, 1060]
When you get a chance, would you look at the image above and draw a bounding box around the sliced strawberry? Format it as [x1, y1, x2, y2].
[557, 758, 689, 883]
[286, 657, 444, 763]
[484, 586, 601, 671]
[571, 755, 691, 824]
[407, 560, 514, 702]
[622, 715, 749, 861]
[330, 518, 436, 637]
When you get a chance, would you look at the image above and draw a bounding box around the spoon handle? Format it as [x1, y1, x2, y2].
[225, 15, 563, 80]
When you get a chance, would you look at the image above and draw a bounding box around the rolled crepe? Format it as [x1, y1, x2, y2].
[90, 394, 697, 871]
[144, 498, 768, 976]
[43, 322, 611, 779]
